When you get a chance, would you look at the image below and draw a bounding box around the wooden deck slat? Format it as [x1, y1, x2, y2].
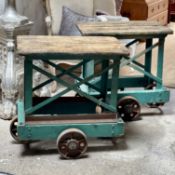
[78, 21, 161, 27]
[77, 21, 173, 37]
[17, 36, 129, 56]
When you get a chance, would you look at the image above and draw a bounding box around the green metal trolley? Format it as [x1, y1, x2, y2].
[10, 35, 129, 159]
[78, 21, 173, 121]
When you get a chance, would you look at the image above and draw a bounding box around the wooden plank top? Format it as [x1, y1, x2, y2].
[17, 36, 129, 57]
[77, 21, 174, 39]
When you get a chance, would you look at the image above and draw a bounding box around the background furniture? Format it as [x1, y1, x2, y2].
[45, 0, 117, 35]
[168, 0, 175, 22]
[0, 0, 6, 14]
[121, 0, 169, 25]
[16, 0, 47, 35]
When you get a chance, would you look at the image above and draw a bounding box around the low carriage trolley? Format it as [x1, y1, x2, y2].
[10, 36, 129, 159]
[78, 21, 173, 121]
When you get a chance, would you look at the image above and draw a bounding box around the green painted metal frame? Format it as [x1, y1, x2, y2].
[18, 121, 124, 140]
[119, 37, 167, 95]
[17, 101, 124, 141]
[85, 36, 170, 105]
[18, 122, 124, 140]
[18, 53, 124, 141]
[26, 58, 120, 114]
[17, 101, 124, 140]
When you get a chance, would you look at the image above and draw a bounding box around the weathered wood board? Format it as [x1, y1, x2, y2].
[77, 21, 173, 39]
[17, 36, 129, 57]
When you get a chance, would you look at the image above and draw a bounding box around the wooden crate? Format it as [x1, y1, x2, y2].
[168, 0, 175, 22]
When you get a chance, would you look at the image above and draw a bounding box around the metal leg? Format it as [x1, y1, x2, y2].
[156, 38, 165, 89]
[145, 39, 153, 86]
[110, 59, 120, 111]
[101, 60, 109, 100]
[82, 60, 94, 92]
[24, 58, 33, 111]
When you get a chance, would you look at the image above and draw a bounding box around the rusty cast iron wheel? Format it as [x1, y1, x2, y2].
[57, 128, 88, 159]
[117, 96, 141, 121]
[10, 117, 19, 141]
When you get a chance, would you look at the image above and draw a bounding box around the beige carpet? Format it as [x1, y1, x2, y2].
[120, 22, 175, 88]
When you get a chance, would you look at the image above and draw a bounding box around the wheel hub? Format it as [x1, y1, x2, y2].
[67, 139, 79, 150]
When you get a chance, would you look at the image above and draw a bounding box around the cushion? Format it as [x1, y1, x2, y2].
[59, 6, 96, 36]
[96, 14, 129, 22]
[49, 0, 94, 34]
